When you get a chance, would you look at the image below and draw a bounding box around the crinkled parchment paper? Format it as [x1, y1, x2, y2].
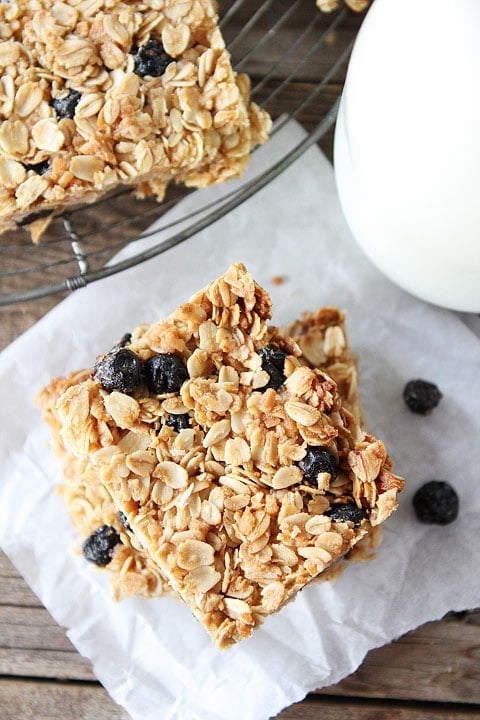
[1, 121, 479, 720]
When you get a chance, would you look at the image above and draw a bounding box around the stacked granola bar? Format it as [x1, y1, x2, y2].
[0, 1, 271, 239]
[37, 264, 404, 648]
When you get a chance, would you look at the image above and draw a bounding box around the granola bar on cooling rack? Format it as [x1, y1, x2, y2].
[0, 1, 271, 241]
[36, 263, 404, 649]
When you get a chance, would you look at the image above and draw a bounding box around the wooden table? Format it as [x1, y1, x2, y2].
[1, 2, 480, 719]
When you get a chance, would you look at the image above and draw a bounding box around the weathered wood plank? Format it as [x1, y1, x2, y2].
[278, 696, 480, 720]
[0, 648, 94, 682]
[2, 550, 480, 699]
[2, 679, 480, 720]
[0, 574, 42, 608]
[0, 606, 74, 653]
[0, 552, 18, 576]
[0, 302, 58, 349]
[0, 679, 129, 720]
[325, 621, 480, 704]
[2, 592, 480, 704]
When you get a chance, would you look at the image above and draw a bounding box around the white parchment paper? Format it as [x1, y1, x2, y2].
[1, 121, 480, 720]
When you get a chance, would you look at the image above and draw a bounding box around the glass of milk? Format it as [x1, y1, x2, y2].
[334, 0, 480, 312]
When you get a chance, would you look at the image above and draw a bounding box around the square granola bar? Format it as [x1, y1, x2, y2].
[0, 1, 270, 239]
[37, 303, 368, 603]
[37, 263, 404, 648]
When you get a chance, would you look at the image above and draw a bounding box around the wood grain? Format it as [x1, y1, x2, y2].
[327, 617, 480, 704]
[2, 545, 480, 707]
[278, 697, 480, 720]
[2, 679, 480, 720]
[0, 679, 130, 720]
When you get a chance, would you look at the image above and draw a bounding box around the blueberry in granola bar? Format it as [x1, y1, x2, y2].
[326, 503, 368, 526]
[133, 38, 174, 78]
[298, 447, 337, 486]
[143, 353, 188, 394]
[23, 160, 50, 176]
[258, 344, 288, 390]
[93, 348, 143, 394]
[82, 525, 121, 566]
[50, 90, 81, 120]
[165, 413, 191, 432]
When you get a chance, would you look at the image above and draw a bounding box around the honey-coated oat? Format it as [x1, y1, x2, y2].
[317, 0, 371, 13]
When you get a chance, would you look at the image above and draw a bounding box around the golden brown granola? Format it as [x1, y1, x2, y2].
[37, 304, 368, 602]
[37, 370, 167, 601]
[0, 1, 271, 240]
[317, 0, 371, 12]
[37, 263, 404, 648]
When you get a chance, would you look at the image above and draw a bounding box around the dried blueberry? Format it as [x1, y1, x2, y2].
[259, 344, 288, 369]
[118, 511, 129, 529]
[165, 413, 190, 432]
[326, 503, 368, 526]
[110, 333, 132, 352]
[133, 38, 174, 78]
[412, 480, 459, 525]
[23, 159, 50, 175]
[82, 525, 121, 566]
[403, 379, 442, 414]
[298, 446, 337, 486]
[143, 353, 188, 394]
[50, 90, 81, 119]
[258, 344, 288, 390]
[93, 347, 143, 393]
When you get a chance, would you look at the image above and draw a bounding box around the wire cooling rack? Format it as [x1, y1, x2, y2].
[0, 1, 365, 306]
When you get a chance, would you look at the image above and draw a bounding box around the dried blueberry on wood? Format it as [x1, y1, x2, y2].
[403, 379, 442, 414]
[133, 38, 174, 77]
[50, 90, 81, 119]
[82, 525, 121, 566]
[412, 480, 459, 525]
[94, 348, 143, 393]
[258, 344, 288, 390]
[298, 446, 337, 486]
[165, 413, 190, 432]
[326, 503, 368, 526]
[143, 353, 188, 394]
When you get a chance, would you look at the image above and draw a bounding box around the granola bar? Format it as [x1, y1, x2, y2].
[0, 1, 271, 240]
[37, 304, 366, 602]
[37, 263, 404, 648]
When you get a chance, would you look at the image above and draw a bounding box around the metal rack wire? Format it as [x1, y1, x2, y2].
[0, 0, 365, 306]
